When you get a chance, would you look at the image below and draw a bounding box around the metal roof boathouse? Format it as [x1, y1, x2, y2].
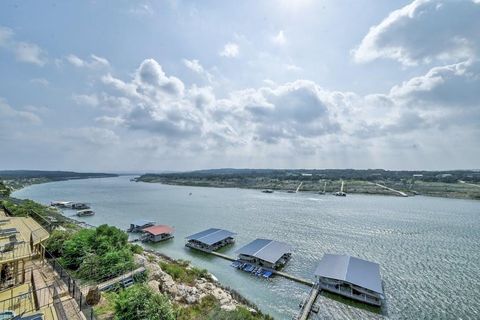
[141, 225, 174, 243]
[314, 254, 384, 306]
[236, 238, 293, 270]
[185, 228, 236, 252]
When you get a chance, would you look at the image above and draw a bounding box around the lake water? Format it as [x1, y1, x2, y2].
[13, 176, 480, 320]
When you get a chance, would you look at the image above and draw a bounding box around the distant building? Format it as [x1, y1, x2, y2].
[301, 173, 313, 177]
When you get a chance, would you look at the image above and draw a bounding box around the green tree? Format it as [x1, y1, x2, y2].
[45, 230, 73, 257]
[114, 284, 175, 320]
[0, 181, 11, 197]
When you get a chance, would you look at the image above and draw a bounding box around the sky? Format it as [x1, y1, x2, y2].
[0, 0, 479, 172]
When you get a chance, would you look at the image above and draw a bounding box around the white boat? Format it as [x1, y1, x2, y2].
[76, 209, 95, 217]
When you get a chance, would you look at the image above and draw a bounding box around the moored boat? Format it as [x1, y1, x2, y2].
[76, 209, 95, 217]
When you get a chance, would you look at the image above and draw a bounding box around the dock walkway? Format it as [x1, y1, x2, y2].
[297, 285, 320, 320]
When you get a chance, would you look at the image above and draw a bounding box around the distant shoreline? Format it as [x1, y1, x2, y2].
[135, 171, 480, 201]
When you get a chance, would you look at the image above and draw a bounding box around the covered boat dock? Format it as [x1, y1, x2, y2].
[141, 225, 174, 243]
[128, 219, 155, 233]
[185, 228, 236, 252]
[314, 254, 384, 306]
[235, 238, 292, 270]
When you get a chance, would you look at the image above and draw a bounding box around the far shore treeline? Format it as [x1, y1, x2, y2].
[136, 168, 480, 200]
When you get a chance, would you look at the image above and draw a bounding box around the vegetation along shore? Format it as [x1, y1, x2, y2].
[0, 183, 273, 319]
[136, 168, 480, 200]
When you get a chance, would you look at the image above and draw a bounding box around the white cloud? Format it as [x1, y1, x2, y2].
[353, 0, 480, 65]
[72, 54, 480, 168]
[95, 116, 125, 126]
[135, 58, 185, 96]
[66, 54, 110, 69]
[219, 42, 239, 58]
[183, 59, 203, 73]
[183, 58, 214, 83]
[0, 98, 42, 125]
[63, 127, 120, 145]
[72, 94, 99, 107]
[129, 3, 154, 16]
[285, 64, 302, 72]
[272, 30, 287, 46]
[0, 26, 47, 66]
[390, 59, 480, 108]
[30, 78, 50, 86]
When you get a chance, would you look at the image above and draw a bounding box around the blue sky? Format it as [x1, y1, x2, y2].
[0, 0, 479, 171]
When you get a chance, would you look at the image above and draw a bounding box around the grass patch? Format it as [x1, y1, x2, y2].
[176, 295, 273, 320]
[94, 291, 118, 319]
[159, 260, 210, 285]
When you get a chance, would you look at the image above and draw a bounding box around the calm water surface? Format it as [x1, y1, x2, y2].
[13, 176, 480, 320]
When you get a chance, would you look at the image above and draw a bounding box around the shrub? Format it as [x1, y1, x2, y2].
[45, 230, 72, 257]
[159, 261, 210, 285]
[51, 224, 137, 281]
[114, 284, 175, 320]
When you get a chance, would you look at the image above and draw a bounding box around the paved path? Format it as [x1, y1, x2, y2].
[458, 180, 480, 188]
[372, 183, 408, 197]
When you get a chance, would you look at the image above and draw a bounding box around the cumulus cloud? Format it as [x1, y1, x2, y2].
[390, 60, 480, 108]
[353, 0, 480, 65]
[0, 26, 47, 66]
[81, 52, 480, 167]
[66, 54, 110, 69]
[219, 42, 239, 58]
[135, 59, 185, 96]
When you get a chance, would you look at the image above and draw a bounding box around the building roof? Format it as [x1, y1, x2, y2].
[131, 219, 155, 227]
[236, 238, 292, 264]
[186, 228, 236, 246]
[143, 225, 174, 236]
[314, 254, 383, 294]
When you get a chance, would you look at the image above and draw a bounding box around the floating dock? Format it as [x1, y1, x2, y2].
[210, 251, 313, 286]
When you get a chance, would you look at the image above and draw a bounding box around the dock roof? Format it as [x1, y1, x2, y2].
[143, 225, 174, 236]
[131, 219, 155, 227]
[186, 228, 236, 246]
[314, 254, 383, 294]
[236, 239, 292, 264]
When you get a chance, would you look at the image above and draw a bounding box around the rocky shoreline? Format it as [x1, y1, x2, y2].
[136, 251, 255, 313]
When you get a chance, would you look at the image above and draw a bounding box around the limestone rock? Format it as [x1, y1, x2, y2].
[147, 280, 160, 293]
[85, 286, 101, 306]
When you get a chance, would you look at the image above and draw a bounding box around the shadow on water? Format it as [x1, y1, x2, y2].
[320, 291, 388, 316]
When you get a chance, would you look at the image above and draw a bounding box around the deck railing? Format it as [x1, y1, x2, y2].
[44, 248, 96, 320]
[0, 285, 56, 316]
